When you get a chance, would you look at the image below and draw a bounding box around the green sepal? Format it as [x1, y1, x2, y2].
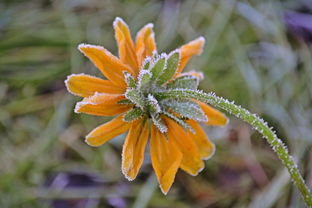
[138, 70, 152, 89]
[147, 94, 161, 113]
[123, 107, 145, 122]
[125, 88, 145, 110]
[123, 71, 136, 88]
[117, 99, 133, 105]
[161, 98, 208, 122]
[142, 57, 151, 70]
[151, 113, 167, 133]
[154, 89, 207, 101]
[167, 75, 199, 90]
[157, 51, 180, 85]
[151, 56, 166, 81]
[162, 111, 195, 133]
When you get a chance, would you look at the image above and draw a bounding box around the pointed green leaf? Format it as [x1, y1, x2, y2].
[162, 111, 195, 133]
[147, 94, 161, 113]
[142, 57, 151, 70]
[157, 51, 180, 84]
[123, 108, 144, 122]
[125, 88, 145, 110]
[167, 75, 199, 90]
[161, 98, 207, 122]
[138, 70, 152, 89]
[123, 71, 136, 88]
[154, 89, 210, 102]
[150, 56, 166, 80]
[151, 113, 167, 133]
[117, 99, 133, 105]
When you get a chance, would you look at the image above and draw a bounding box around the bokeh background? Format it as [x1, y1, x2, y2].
[1, 0, 312, 207]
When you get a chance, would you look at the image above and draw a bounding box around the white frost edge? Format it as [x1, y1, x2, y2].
[148, 94, 161, 113]
[74, 91, 116, 113]
[121, 141, 137, 181]
[183, 36, 206, 56]
[141, 56, 152, 70]
[113, 17, 129, 30]
[179, 71, 204, 81]
[64, 73, 106, 96]
[74, 99, 93, 114]
[64, 73, 87, 96]
[202, 143, 216, 161]
[135, 23, 154, 41]
[137, 69, 152, 88]
[78, 43, 118, 59]
[168, 49, 181, 80]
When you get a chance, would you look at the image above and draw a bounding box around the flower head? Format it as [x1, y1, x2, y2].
[65, 17, 228, 194]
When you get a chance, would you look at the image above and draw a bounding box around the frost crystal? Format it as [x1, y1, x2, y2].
[120, 51, 214, 134]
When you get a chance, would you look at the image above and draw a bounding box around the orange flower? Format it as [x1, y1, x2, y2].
[65, 17, 228, 194]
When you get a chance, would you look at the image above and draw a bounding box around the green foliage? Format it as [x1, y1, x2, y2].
[150, 113, 167, 133]
[123, 107, 145, 122]
[162, 111, 194, 133]
[157, 51, 180, 85]
[161, 98, 207, 122]
[167, 75, 199, 90]
[125, 88, 145, 110]
[150, 56, 166, 81]
[124, 71, 137, 88]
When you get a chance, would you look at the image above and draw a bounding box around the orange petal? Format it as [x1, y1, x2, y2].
[75, 93, 131, 116]
[150, 124, 182, 194]
[177, 71, 204, 81]
[176, 37, 205, 75]
[65, 73, 125, 97]
[113, 17, 139, 74]
[122, 119, 149, 181]
[165, 118, 204, 176]
[78, 44, 134, 87]
[197, 101, 229, 126]
[187, 120, 215, 160]
[85, 115, 131, 147]
[79, 93, 125, 105]
[135, 23, 157, 67]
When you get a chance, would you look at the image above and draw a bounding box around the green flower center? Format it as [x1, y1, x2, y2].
[120, 51, 207, 133]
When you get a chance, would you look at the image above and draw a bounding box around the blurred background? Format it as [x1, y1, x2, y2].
[1, 0, 312, 207]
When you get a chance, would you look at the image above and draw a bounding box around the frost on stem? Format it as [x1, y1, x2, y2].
[154, 88, 312, 206]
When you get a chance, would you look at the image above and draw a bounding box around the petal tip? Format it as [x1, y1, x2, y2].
[74, 99, 93, 113]
[78, 43, 104, 52]
[64, 74, 72, 93]
[64, 73, 83, 88]
[144, 23, 154, 29]
[189, 165, 205, 176]
[202, 143, 216, 161]
[122, 171, 136, 181]
[77, 43, 90, 52]
[113, 17, 128, 28]
[197, 36, 206, 44]
[84, 136, 98, 147]
[194, 36, 205, 55]
[224, 116, 230, 126]
[159, 185, 169, 195]
[64, 73, 87, 87]
[74, 102, 82, 113]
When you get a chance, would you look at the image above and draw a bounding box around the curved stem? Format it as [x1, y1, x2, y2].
[156, 89, 312, 206]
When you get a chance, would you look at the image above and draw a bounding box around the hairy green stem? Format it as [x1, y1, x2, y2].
[156, 89, 312, 206]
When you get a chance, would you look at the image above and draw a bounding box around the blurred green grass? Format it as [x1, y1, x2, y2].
[1, 0, 312, 207]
